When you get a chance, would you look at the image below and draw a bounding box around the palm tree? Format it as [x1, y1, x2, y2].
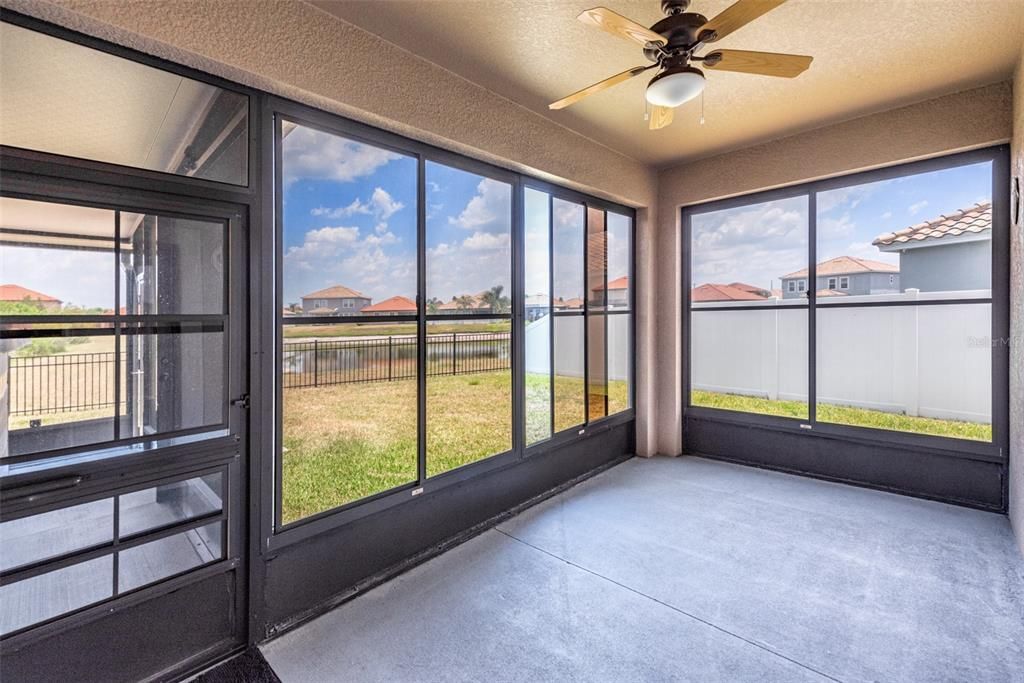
[454, 295, 475, 310]
[427, 297, 442, 314]
[481, 285, 510, 314]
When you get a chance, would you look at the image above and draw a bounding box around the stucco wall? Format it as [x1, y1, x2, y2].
[1010, 46, 1024, 557]
[1, 0, 661, 456]
[657, 82, 1014, 457]
[900, 241, 991, 293]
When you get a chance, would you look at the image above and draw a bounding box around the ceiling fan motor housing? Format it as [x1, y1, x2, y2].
[661, 0, 691, 15]
[644, 12, 709, 61]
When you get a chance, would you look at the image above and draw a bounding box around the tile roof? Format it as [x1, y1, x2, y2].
[727, 282, 772, 297]
[0, 283, 60, 302]
[302, 284, 366, 300]
[691, 283, 769, 302]
[555, 297, 584, 309]
[593, 276, 629, 291]
[782, 255, 898, 279]
[872, 202, 991, 248]
[362, 295, 417, 313]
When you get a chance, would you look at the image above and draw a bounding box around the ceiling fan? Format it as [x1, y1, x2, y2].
[550, 0, 813, 129]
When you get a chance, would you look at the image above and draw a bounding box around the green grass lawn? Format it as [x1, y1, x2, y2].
[691, 390, 992, 442]
[281, 370, 629, 524]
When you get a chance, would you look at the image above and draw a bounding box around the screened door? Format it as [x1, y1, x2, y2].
[0, 176, 249, 681]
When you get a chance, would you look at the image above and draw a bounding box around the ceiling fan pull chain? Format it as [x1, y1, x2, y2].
[700, 89, 705, 125]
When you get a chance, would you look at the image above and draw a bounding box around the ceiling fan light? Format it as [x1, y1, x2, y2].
[645, 66, 705, 108]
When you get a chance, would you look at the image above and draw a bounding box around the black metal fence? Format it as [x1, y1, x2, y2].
[282, 331, 510, 389]
[6, 333, 511, 416]
[8, 352, 122, 417]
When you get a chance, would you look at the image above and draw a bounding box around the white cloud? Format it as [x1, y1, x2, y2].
[845, 241, 899, 265]
[908, 200, 928, 216]
[427, 239, 510, 301]
[284, 223, 416, 302]
[282, 126, 401, 185]
[283, 226, 360, 268]
[691, 198, 808, 290]
[463, 231, 510, 251]
[818, 184, 873, 213]
[818, 213, 855, 240]
[310, 187, 404, 223]
[311, 198, 370, 219]
[370, 187, 404, 220]
[364, 231, 398, 246]
[449, 178, 510, 231]
[553, 199, 583, 229]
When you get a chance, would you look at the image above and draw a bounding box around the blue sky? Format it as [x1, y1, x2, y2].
[282, 125, 513, 306]
[691, 161, 992, 291]
[524, 191, 631, 302]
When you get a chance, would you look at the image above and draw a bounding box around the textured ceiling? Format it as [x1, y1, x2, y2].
[312, 0, 1023, 167]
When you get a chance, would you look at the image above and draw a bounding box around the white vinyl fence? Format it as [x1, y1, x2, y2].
[691, 290, 992, 424]
[524, 313, 630, 381]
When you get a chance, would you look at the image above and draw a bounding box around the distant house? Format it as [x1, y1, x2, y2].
[726, 282, 773, 298]
[436, 294, 488, 313]
[436, 291, 506, 314]
[361, 295, 417, 316]
[872, 202, 991, 292]
[553, 297, 584, 311]
[691, 283, 770, 303]
[525, 294, 549, 321]
[591, 276, 630, 308]
[300, 285, 371, 316]
[0, 284, 61, 311]
[780, 256, 899, 299]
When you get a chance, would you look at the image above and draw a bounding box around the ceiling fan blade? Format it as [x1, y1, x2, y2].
[578, 7, 667, 48]
[699, 0, 787, 43]
[549, 64, 654, 110]
[703, 49, 812, 78]
[649, 105, 674, 130]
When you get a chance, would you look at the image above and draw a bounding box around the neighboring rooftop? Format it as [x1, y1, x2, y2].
[782, 256, 899, 280]
[593, 276, 629, 292]
[692, 283, 769, 303]
[873, 202, 991, 250]
[0, 283, 60, 303]
[362, 295, 417, 313]
[301, 285, 366, 300]
[555, 297, 584, 310]
[726, 282, 772, 298]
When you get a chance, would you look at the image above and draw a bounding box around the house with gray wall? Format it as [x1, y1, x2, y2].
[300, 284, 371, 315]
[872, 202, 991, 292]
[780, 256, 900, 299]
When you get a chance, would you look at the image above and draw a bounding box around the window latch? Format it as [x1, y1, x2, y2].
[231, 394, 251, 410]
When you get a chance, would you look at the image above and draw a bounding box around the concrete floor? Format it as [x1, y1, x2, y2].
[262, 457, 1024, 682]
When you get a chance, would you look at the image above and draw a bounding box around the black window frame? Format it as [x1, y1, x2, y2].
[521, 179, 636, 450]
[265, 99, 636, 545]
[0, 6, 637, 597]
[682, 145, 1010, 464]
[0, 178, 246, 467]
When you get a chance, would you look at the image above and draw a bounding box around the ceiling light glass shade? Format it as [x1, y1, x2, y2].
[645, 67, 705, 107]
